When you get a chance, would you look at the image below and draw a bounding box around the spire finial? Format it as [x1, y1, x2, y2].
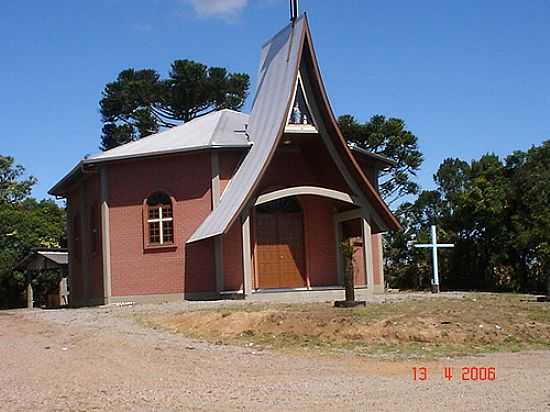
[290, 0, 299, 22]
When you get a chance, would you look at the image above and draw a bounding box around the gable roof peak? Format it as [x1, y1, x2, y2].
[189, 13, 400, 242]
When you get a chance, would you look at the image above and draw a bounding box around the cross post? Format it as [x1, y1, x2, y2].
[414, 225, 454, 293]
[290, 0, 299, 21]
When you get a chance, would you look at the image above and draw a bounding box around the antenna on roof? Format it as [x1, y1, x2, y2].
[290, 0, 299, 22]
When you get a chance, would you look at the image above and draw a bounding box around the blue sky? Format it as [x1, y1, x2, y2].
[1, 0, 549, 201]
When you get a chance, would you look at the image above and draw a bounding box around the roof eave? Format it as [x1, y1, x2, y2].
[301, 21, 401, 232]
[86, 143, 252, 165]
[48, 161, 84, 197]
[348, 144, 397, 169]
[49, 143, 253, 197]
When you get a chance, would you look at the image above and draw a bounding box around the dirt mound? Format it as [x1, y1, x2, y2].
[146, 294, 550, 358]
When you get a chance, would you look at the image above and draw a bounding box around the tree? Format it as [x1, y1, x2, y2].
[100, 61, 250, 150]
[338, 114, 423, 205]
[0, 156, 37, 204]
[386, 141, 550, 295]
[384, 191, 447, 290]
[0, 157, 65, 308]
[504, 141, 550, 293]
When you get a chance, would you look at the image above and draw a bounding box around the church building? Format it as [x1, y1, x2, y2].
[50, 14, 400, 305]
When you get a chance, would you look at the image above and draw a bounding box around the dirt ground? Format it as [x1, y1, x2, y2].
[1, 295, 550, 411]
[147, 293, 550, 359]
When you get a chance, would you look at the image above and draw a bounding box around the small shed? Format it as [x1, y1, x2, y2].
[17, 248, 69, 308]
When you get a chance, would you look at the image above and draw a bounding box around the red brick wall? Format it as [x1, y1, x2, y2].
[219, 151, 245, 194]
[258, 148, 316, 190]
[341, 219, 367, 287]
[222, 219, 244, 291]
[107, 152, 215, 297]
[257, 144, 351, 194]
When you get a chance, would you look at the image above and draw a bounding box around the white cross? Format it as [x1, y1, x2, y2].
[290, 0, 299, 21]
[414, 225, 454, 292]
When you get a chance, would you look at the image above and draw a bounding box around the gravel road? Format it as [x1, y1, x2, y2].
[1, 302, 549, 411]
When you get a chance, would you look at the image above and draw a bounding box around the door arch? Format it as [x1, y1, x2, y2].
[255, 196, 306, 289]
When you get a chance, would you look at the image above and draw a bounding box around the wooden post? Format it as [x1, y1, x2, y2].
[430, 225, 440, 293]
[342, 240, 355, 302]
[26, 282, 33, 309]
[215, 237, 224, 294]
[334, 221, 344, 286]
[100, 167, 112, 305]
[211, 152, 224, 295]
[362, 216, 375, 297]
[335, 239, 365, 308]
[241, 210, 253, 296]
[79, 184, 89, 303]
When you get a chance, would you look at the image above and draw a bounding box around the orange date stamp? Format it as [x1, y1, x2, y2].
[412, 367, 496, 381]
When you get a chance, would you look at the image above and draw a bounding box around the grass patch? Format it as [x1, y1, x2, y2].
[138, 293, 550, 359]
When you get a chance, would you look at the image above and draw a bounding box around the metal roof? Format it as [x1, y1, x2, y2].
[37, 250, 68, 266]
[16, 248, 68, 271]
[87, 109, 250, 163]
[188, 16, 307, 243]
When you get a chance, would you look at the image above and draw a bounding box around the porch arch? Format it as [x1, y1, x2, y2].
[255, 186, 359, 207]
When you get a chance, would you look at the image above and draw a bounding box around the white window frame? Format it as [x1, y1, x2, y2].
[285, 73, 319, 134]
[147, 205, 174, 245]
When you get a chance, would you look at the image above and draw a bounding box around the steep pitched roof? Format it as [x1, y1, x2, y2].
[188, 16, 307, 242]
[49, 109, 250, 195]
[188, 15, 400, 243]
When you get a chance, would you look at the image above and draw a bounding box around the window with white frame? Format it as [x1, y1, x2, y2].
[146, 192, 174, 246]
[285, 76, 318, 134]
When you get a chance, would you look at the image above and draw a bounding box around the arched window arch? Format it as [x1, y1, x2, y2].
[145, 192, 174, 246]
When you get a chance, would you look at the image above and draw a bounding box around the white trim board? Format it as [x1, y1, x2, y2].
[256, 185, 358, 206]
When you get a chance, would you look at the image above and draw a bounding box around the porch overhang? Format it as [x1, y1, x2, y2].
[255, 186, 359, 207]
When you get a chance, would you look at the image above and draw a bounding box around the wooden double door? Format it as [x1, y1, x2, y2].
[255, 198, 306, 289]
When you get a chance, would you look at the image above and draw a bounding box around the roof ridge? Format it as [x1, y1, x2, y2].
[88, 110, 224, 160]
[260, 14, 305, 49]
[209, 110, 226, 146]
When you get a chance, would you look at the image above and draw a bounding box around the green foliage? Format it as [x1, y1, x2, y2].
[0, 156, 37, 204]
[386, 141, 550, 294]
[504, 141, 550, 292]
[338, 114, 423, 204]
[0, 157, 65, 307]
[100, 61, 250, 150]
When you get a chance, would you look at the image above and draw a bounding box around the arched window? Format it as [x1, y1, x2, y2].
[145, 192, 174, 246]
